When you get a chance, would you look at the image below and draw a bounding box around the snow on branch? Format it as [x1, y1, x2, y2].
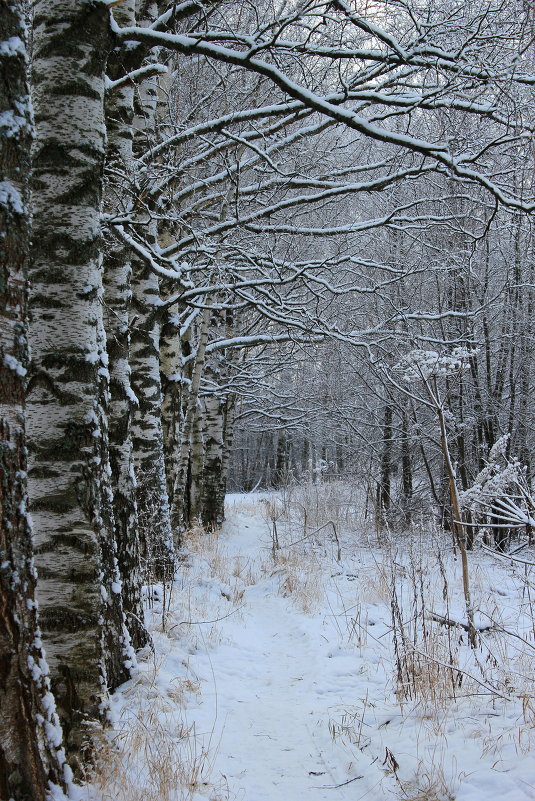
[106, 63, 168, 91]
[111, 224, 191, 285]
[109, 22, 535, 211]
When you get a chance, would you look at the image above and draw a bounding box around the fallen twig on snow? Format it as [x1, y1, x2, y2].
[318, 775, 363, 789]
[427, 610, 495, 633]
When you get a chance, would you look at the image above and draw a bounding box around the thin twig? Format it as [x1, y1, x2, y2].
[481, 543, 535, 567]
[169, 604, 245, 630]
[409, 646, 512, 701]
[318, 775, 363, 789]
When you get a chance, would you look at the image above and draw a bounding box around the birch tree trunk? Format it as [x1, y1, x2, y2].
[130, 244, 175, 580]
[129, 9, 175, 577]
[171, 305, 211, 530]
[203, 393, 236, 528]
[28, 0, 132, 753]
[188, 406, 205, 523]
[201, 344, 230, 528]
[160, 295, 187, 506]
[104, 0, 147, 649]
[0, 3, 69, 796]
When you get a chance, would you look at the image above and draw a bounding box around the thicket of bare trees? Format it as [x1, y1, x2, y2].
[1, 0, 534, 796]
[230, 203, 535, 527]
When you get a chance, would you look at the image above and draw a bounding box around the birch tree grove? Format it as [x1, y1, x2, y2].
[1, 0, 535, 791]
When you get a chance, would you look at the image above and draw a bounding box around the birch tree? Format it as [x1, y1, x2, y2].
[104, 0, 148, 649]
[129, 84, 176, 578]
[0, 2, 69, 796]
[28, 0, 133, 752]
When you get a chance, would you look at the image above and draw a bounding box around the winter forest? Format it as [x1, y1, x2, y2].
[1, 0, 535, 799]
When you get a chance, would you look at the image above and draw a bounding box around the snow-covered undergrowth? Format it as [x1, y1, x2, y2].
[86, 484, 535, 801]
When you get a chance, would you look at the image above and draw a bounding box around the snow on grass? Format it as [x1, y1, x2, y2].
[87, 484, 535, 801]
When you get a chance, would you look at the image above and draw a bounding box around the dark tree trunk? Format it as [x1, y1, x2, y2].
[377, 404, 393, 523]
[400, 412, 412, 525]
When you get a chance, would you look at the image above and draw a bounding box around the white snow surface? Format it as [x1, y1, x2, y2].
[85, 490, 535, 801]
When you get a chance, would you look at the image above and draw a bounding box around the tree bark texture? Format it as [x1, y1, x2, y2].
[160, 295, 187, 508]
[0, 3, 68, 796]
[201, 348, 228, 528]
[104, 0, 147, 649]
[130, 250, 175, 581]
[129, 37, 175, 578]
[170, 305, 211, 530]
[377, 403, 392, 523]
[188, 407, 205, 523]
[28, 0, 132, 752]
[204, 393, 236, 528]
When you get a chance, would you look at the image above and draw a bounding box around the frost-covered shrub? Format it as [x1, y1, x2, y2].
[395, 346, 478, 383]
[460, 435, 534, 550]
[460, 435, 523, 514]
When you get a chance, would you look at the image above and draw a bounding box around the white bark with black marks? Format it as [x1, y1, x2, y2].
[171, 305, 210, 530]
[130, 232, 175, 580]
[1, 3, 70, 796]
[28, 0, 133, 755]
[104, 0, 148, 650]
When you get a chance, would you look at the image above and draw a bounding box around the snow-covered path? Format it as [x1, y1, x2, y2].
[97, 491, 535, 801]
[183, 498, 376, 801]
[193, 591, 359, 800]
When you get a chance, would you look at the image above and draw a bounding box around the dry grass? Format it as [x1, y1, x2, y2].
[84, 700, 213, 801]
[269, 546, 325, 613]
[183, 524, 258, 593]
[85, 523, 243, 801]
[358, 563, 392, 605]
[258, 481, 364, 552]
[295, 483, 535, 801]
[92, 483, 535, 801]
[286, 480, 365, 533]
[399, 762, 457, 801]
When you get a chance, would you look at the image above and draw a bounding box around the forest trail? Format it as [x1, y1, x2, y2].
[183, 496, 374, 801]
[98, 492, 535, 801]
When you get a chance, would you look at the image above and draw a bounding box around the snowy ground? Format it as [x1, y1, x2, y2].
[87, 489, 535, 801]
